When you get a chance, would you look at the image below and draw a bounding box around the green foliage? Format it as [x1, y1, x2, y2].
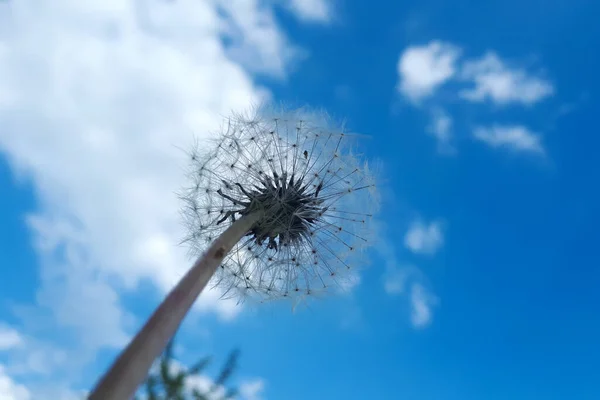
[135, 339, 240, 400]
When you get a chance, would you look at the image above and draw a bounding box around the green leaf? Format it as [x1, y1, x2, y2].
[213, 349, 240, 389]
[188, 356, 212, 375]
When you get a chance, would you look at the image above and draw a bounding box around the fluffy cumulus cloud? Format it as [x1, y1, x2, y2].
[0, 0, 301, 394]
[397, 41, 553, 106]
[404, 219, 444, 256]
[397, 41, 461, 103]
[473, 125, 545, 154]
[396, 41, 555, 154]
[460, 52, 554, 105]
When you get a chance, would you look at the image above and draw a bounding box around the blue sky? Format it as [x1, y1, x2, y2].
[1, 0, 599, 399]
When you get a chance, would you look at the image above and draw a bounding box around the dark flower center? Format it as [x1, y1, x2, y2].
[216, 171, 325, 251]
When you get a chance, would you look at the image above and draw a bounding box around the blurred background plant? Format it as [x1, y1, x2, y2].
[135, 339, 240, 400]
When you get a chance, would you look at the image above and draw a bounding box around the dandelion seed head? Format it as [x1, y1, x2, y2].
[180, 107, 378, 303]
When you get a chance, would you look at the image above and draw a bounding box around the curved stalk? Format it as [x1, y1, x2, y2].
[88, 212, 262, 400]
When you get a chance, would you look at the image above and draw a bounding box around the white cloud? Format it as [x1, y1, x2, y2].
[0, 326, 73, 382]
[460, 52, 554, 105]
[0, 366, 85, 400]
[239, 378, 266, 400]
[395, 42, 556, 156]
[8, 343, 68, 378]
[0, 0, 300, 393]
[185, 375, 228, 400]
[287, 0, 332, 23]
[0, 326, 23, 351]
[426, 108, 454, 154]
[377, 215, 438, 328]
[404, 219, 444, 255]
[219, 0, 302, 77]
[410, 283, 436, 329]
[0, 365, 30, 400]
[28, 387, 86, 400]
[383, 268, 437, 329]
[335, 272, 361, 293]
[373, 219, 406, 296]
[397, 41, 461, 103]
[383, 267, 412, 296]
[473, 125, 544, 154]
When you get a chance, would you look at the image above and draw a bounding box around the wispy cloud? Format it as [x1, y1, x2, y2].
[0, 325, 23, 351]
[383, 267, 412, 296]
[0, 365, 30, 400]
[377, 214, 439, 329]
[427, 108, 455, 154]
[409, 283, 437, 329]
[287, 0, 332, 23]
[460, 52, 554, 105]
[383, 267, 437, 329]
[239, 378, 266, 400]
[383, 265, 421, 296]
[404, 219, 445, 256]
[397, 41, 461, 103]
[1, 331, 68, 378]
[219, 0, 302, 77]
[473, 125, 545, 154]
[0, 324, 87, 399]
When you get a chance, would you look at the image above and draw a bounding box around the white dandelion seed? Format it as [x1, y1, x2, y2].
[89, 106, 378, 400]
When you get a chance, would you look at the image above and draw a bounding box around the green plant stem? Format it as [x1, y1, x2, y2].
[88, 212, 262, 400]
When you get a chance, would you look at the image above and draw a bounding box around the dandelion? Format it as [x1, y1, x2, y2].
[89, 107, 378, 400]
[181, 109, 377, 301]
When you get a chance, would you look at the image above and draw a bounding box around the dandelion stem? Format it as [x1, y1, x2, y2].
[88, 211, 262, 400]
